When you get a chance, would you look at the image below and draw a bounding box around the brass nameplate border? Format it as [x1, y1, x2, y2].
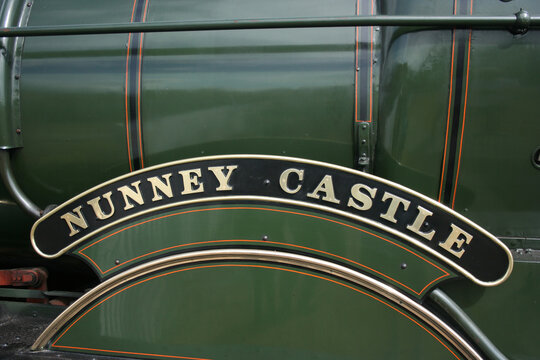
[30, 155, 512, 286]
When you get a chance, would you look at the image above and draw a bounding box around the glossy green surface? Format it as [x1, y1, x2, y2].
[0, 0, 537, 357]
[451, 28, 540, 237]
[142, 0, 354, 167]
[374, 0, 540, 239]
[51, 261, 463, 360]
[74, 203, 453, 298]
[440, 261, 540, 360]
[0, 0, 536, 245]
[13, 0, 133, 205]
[3, 0, 356, 210]
[375, 28, 452, 196]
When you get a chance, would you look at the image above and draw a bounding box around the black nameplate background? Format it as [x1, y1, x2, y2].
[32, 157, 511, 284]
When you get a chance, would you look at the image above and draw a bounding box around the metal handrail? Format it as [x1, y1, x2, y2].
[0, 13, 537, 37]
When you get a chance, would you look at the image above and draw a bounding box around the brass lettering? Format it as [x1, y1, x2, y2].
[279, 168, 304, 194]
[117, 181, 145, 210]
[60, 206, 88, 237]
[178, 168, 204, 195]
[380, 192, 410, 223]
[86, 191, 115, 220]
[208, 165, 238, 191]
[406, 205, 435, 240]
[148, 173, 173, 201]
[347, 184, 377, 211]
[307, 175, 340, 204]
[439, 224, 473, 258]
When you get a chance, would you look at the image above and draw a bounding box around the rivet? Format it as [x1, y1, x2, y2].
[512, 9, 530, 35]
[15, 128, 21, 134]
[525, 248, 532, 254]
[400, 263, 407, 270]
[361, 139, 366, 144]
[263, 179, 270, 186]
[114, 259, 120, 265]
[423, 221, 430, 228]
[375, 27, 380, 31]
[14, 74, 20, 80]
[26, 2, 32, 7]
[373, 58, 378, 64]
[362, 124, 367, 129]
[356, 67, 360, 71]
[262, 235, 268, 241]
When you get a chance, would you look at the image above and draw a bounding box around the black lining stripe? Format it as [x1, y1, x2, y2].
[442, 31, 466, 205]
[126, 0, 147, 171]
[442, 0, 468, 205]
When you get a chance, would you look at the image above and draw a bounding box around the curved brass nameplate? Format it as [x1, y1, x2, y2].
[31, 155, 512, 286]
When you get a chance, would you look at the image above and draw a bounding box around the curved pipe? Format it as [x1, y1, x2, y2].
[430, 288, 509, 360]
[0, 149, 41, 218]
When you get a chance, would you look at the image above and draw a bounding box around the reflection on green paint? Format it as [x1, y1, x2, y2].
[54, 262, 462, 360]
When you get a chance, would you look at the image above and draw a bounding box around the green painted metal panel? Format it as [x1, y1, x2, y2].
[51, 262, 463, 360]
[73, 203, 454, 298]
[375, 0, 540, 240]
[375, 29, 453, 196]
[440, 261, 540, 360]
[0, 0, 537, 355]
[5, 0, 356, 208]
[12, 0, 134, 206]
[450, 28, 540, 237]
[141, 0, 354, 167]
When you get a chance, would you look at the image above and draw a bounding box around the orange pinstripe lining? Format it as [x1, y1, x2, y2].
[137, 34, 144, 168]
[52, 346, 209, 360]
[368, 0, 373, 122]
[354, 0, 359, 122]
[354, 0, 374, 123]
[80, 238, 448, 295]
[438, 0, 458, 202]
[137, 0, 150, 169]
[124, 0, 137, 173]
[451, 0, 473, 209]
[451, 30, 471, 209]
[78, 207, 449, 295]
[52, 264, 459, 360]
